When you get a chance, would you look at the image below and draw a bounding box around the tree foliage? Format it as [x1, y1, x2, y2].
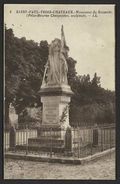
[69, 73, 115, 125]
[5, 27, 48, 126]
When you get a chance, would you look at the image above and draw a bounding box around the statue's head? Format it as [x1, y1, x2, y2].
[49, 38, 61, 55]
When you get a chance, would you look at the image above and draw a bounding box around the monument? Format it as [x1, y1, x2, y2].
[28, 26, 73, 153]
[40, 25, 73, 129]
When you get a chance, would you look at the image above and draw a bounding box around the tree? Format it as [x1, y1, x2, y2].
[5, 28, 25, 128]
[14, 39, 49, 114]
[67, 57, 77, 88]
[69, 72, 115, 125]
[5, 27, 49, 128]
[91, 72, 101, 87]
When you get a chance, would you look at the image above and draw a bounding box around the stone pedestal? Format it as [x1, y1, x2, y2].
[40, 85, 73, 128]
[28, 85, 73, 153]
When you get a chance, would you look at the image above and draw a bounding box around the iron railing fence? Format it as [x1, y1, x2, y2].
[4, 125, 37, 152]
[4, 123, 115, 158]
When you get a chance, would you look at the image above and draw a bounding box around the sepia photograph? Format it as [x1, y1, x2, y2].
[4, 4, 115, 180]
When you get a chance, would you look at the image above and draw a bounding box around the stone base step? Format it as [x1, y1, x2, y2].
[28, 137, 64, 146]
[15, 144, 65, 153]
[37, 125, 66, 138]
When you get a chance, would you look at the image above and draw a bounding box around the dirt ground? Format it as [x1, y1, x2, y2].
[4, 152, 115, 180]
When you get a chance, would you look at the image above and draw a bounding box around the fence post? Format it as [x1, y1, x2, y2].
[78, 127, 80, 158]
[93, 124, 98, 147]
[103, 128, 105, 151]
[83, 127, 86, 157]
[50, 127, 52, 158]
[9, 126, 16, 151]
[26, 124, 28, 155]
[110, 128, 112, 158]
[110, 127, 112, 149]
[90, 127, 93, 155]
[101, 128, 103, 152]
[4, 131, 6, 152]
[64, 126, 72, 156]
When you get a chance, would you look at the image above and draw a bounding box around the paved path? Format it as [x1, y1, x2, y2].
[4, 152, 115, 180]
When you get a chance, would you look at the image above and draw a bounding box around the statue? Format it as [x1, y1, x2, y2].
[42, 25, 69, 87]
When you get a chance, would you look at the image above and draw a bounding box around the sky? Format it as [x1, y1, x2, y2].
[4, 4, 115, 90]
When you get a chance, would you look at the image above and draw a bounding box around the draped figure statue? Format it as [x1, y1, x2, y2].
[42, 25, 69, 86]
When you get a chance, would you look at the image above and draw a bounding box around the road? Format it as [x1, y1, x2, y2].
[4, 152, 115, 180]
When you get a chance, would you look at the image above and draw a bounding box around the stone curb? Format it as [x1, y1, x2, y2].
[5, 148, 115, 165]
[80, 148, 115, 164]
